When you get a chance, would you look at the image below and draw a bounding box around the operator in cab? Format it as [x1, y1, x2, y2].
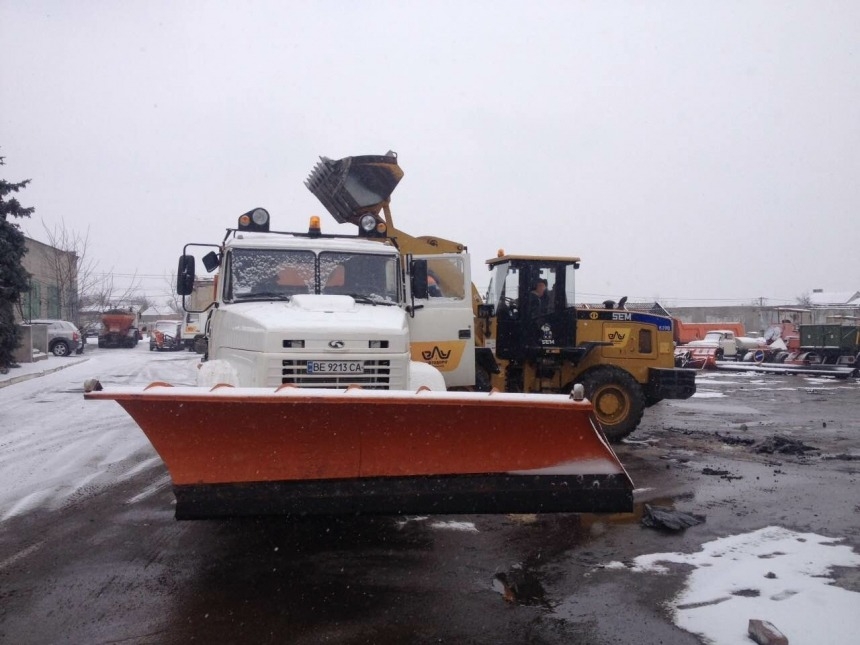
[529, 278, 548, 315]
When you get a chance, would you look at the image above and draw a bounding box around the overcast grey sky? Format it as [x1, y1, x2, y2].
[2, 1, 858, 307]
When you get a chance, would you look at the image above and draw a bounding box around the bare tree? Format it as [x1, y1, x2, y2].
[41, 220, 142, 320]
[40, 221, 87, 322]
[163, 271, 182, 313]
[130, 293, 155, 313]
[87, 272, 144, 312]
[796, 292, 812, 307]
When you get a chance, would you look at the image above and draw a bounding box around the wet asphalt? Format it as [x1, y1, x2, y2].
[1, 370, 858, 644]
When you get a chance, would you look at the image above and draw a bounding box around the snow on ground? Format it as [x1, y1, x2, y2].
[0, 341, 199, 521]
[3, 343, 859, 643]
[691, 390, 726, 398]
[601, 526, 860, 645]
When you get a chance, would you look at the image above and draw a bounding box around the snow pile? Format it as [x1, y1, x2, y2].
[606, 526, 860, 644]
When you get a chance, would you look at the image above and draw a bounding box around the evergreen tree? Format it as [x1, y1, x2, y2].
[0, 153, 34, 370]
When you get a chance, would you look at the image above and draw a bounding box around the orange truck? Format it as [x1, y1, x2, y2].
[98, 309, 140, 348]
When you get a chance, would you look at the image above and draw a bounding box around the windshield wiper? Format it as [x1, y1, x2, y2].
[348, 293, 396, 306]
[234, 292, 292, 301]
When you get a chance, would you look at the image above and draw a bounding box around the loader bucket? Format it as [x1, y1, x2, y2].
[86, 385, 633, 519]
[304, 153, 403, 225]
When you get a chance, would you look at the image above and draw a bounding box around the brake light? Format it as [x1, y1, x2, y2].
[73, 332, 79, 341]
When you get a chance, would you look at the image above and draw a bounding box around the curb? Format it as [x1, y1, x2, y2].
[0, 357, 90, 389]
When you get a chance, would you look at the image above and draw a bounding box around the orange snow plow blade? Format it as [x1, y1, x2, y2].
[86, 384, 633, 519]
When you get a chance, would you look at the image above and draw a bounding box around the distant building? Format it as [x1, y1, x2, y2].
[140, 306, 182, 327]
[807, 289, 860, 307]
[17, 236, 78, 323]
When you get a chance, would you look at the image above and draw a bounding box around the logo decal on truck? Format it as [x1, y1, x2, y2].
[540, 323, 556, 345]
[411, 342, 465, 371]
[422, 346, 452, 361]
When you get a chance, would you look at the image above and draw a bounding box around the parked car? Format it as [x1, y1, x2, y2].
[29, 319, 85, 356]
[79, 322, 102, 339]
[149, 320, 183, 351]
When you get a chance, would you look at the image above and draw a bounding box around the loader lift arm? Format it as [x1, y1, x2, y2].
[305, 153, 484, 312]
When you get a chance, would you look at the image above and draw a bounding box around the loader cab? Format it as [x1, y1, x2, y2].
[485, 255, 580, 361]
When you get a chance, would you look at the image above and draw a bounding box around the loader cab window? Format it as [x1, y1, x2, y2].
[565, 264, 576, 310]
[419, 257, 467, 301]
[320, 251, 399, 304]
[487, 263, 521, 319]
[531, 267, 559, 315]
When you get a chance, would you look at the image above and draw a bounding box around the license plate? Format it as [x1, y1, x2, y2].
[307, 361, 364, 374]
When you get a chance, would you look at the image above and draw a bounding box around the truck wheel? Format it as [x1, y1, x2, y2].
[51, 340, 71, 357]
[577, 366, 645, 443]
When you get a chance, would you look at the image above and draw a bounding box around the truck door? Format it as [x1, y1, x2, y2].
[407, 254, 476, 388]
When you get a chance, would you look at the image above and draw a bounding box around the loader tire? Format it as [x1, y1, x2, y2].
[474, 367, 492, 392]
[578, 366, 645, 443]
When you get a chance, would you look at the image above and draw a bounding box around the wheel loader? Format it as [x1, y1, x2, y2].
[305, 153, 696, 442]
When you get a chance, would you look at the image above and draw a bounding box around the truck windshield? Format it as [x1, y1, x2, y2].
[229, 248, 399, 304]
[320, 251, 399, 304]
[231, 249, 316, 300]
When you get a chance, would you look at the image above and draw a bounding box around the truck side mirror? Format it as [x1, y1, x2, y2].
[202, 251, 220, 273]
[411, 259, 429, 300]
[177, 255, 195, 295]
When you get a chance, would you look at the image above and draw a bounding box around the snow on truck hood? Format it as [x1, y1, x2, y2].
[219, 296, 408, 335]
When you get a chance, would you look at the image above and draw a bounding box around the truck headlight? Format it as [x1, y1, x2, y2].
[238, 208, 270, 231]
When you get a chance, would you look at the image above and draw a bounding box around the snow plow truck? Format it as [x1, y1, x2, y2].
[83, 152, 683, 520]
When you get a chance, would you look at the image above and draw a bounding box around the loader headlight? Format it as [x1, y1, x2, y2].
[359, 214, 378, 233]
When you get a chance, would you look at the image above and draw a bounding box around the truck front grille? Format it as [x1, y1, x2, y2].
[278, 360, 392, 390]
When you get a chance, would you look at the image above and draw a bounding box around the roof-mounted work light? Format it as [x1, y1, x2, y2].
[238, 208, 270, 232]
[358, 213, 387, 237]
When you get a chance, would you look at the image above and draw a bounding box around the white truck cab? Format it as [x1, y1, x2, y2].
[178, 210, 474, 391]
